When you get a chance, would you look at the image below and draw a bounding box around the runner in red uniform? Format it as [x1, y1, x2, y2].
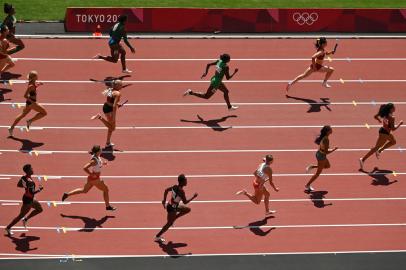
[286, 37, 336, 93]
[359, 103, 403, 170]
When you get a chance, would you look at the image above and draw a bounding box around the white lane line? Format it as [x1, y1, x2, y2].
[1, 249, 406, 260]
[3, 101, 406, 107]
[0, 148, 404, 155]
[0, 172, 404, 180]
[1, 197, 406, 205]
[1, 223, 406, 232]
[13, 57, 406, 61]
[14, 33, 406, 38]
[0, 124, 403, 130]
[2, 79, 406, 84]
[1, 203, 20, 206]
[0, 177, 11, 180]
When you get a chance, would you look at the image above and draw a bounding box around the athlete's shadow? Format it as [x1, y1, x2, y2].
[180, 114, 237, 132]
[8, 136, 44, 152]
[248, 216, 275, 236]
[360, 167, 398, 186]
[158, 241, 192, 258]
[309, 191, 333, 208]
[90, 75, 132, 88]
[286, 95, 331, 113]
[0, 88, 12, 102]
[0, 72, 21, 80]
[60, 214, 115, 232]
[6, 233, 40, 253]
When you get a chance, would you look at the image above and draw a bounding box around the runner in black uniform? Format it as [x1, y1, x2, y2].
[154, 174, 198, 243]
[4, 164, 43, 236]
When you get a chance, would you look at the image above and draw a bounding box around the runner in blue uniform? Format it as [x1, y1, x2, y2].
[94, 15, 135, 73]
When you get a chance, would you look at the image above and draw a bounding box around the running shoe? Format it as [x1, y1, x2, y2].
[322, 82, 331, 88]
[359, 158, 364, 170]
[228, 105, 239, 111]
[62, 193, 68, 202]
[304, 185, 315, 193]
[106, 205, 117, 211]
[22, 218, 27, 228]
[122, 69, 132, 74]
[154, 237, 166, 243]
[183, 89, 192, 96]
[8, 127, 13, 137]
[4, 228, 13, 236]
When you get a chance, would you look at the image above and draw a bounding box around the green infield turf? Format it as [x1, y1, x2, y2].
[4, 0, 406, 21]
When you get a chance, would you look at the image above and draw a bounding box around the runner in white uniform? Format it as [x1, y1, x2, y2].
[61, 145, 116, 211]
[236, 155, 279, 216]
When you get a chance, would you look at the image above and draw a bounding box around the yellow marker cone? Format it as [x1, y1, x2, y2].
[62, 227, 67, 233]
[339, 78, 345, 84]
[34, 150, 39, 156]
[52, 201, 57, 207]
[9, 80, 14, 85]
[327, 56, 332, 62]
[393, 171, 397, 177]
[352, 100, 357, 106]
[17, 103, 21, 108]
[44, 175, 48, 181]
[365, 123, 370, 129]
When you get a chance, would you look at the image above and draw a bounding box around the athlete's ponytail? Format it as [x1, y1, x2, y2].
[315, 37, 327, 49]
[378, 103, 394, 118]
[315, 125, 332, 145]
[89, 145, 101, 155]
[4, 3, 12, 14]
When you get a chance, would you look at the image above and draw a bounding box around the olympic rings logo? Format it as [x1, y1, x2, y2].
[292, 12, 319, 26]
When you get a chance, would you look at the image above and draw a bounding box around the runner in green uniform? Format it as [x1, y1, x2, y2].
[184, 54, 239, 110]
[3, 3, 24, 54]
[94, 15, 135, 73]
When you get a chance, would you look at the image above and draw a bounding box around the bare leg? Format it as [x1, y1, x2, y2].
[286, 67, 314, 92]
[6, 204, 31, 229]
[65, 182, 94, 198]
[361, 134, 388, 162]
[10, 107, 31, 129]
[189, 85, 216, 99]
[305, 159, 328, 187]
[218, 83, 233, 109]
[27, 103, 47, 126]
[94, 180, 111, 207]
[378, 134, 396, 153]
[156, 212, 177, 238]
[24, 200, 43, 221]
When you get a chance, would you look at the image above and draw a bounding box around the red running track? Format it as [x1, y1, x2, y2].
[0, 39, 406, 258]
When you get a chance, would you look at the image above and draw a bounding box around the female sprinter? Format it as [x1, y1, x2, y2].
[359, 103, 403, 170]
[94, 15, 135, 73]
[236, 154, 279, 216]
[4, 164, 43, 236]
[154, 174, 198, 243]
[305, 125, 338, 192]
[8, 71, 46, 137]
[286, 37, 336, 93]
[0, 24, 16, 75]
[62, 145, 116, 211]
[183, 53, 239, 111]
[3, 3, 24, 54]
[91, 80, 123, 147]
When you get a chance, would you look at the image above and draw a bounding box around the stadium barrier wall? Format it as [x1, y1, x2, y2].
[65, 8, 406, 33]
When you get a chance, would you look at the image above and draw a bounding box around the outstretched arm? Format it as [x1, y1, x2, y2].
[201, 61, 217, 78]
[225, 66, 239, 80]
